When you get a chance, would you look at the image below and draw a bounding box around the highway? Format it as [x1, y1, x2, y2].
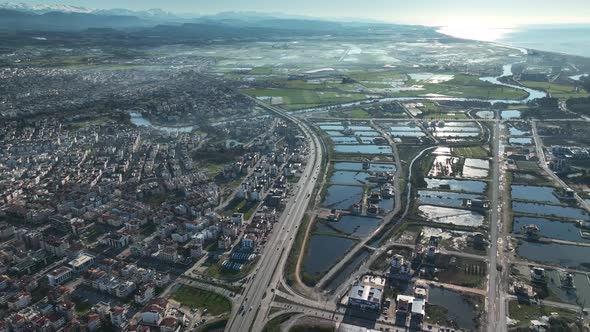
[487, 119, 508, 332]
[225, 98, 324, 332]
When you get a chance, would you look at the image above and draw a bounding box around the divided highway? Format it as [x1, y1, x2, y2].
[225, 98, 324, 332]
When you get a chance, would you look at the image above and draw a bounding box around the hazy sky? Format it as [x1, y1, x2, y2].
[15, 0, 590, 26]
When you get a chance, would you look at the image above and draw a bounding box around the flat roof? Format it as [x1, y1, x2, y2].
[69, 254, 94, 267]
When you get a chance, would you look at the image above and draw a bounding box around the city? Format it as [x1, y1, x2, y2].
[1, 2, 590, 332]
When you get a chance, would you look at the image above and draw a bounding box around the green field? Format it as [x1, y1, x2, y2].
[348, 70, 407, 82]
[522, 81, 590, 100]
[380, 74, 529, 100]
[421, 112, 469, 120]
[508, 301, 578, 328]
[452, 146, 490, 158]
[171, 285, 231, 316]
[515, 160, 542, 171]
[242, 88, 366, 109]
[350, 109, 370, 118]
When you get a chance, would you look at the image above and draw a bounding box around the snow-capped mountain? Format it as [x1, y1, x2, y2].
[0, 2, 184, 20]
[0, 2, 94, 14]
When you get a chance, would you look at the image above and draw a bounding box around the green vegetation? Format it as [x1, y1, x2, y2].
[205, 260, 257, 280]
[350, 109, 370, 118]
[73, 298, 92, 315]
[171, 286, 231, 316]
[421, 112, 469, 120]
[508, 301, 578, 328]
[522, 81, 589, 100]
[262, 313, 296, 332]
[514, 160, 542, 172]
[566, 97, 590, 116]
[289, 325, 335, 332]
[223, 198, 259, 220]
[285, 215, 310, 286]
[198, 318, 229, 332]
[65, 117, 111, 129]
[348, 70, 406, 82]
[452, 146, 490, 158]
[425, 304, 451, 326]
[393, 74, 529, 100]
[242, 88, 366, 109]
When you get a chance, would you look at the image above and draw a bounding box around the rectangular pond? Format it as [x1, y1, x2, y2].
[320, 125, 345, 131]
[516, 241, 590, 270]
[417, 190, 482, 208]
[509, 137, 533, 145]
[509, 126, 531, 136]
[463, 158, 489, 178]
[334, 162, 396, 172]
[334, 145, 392, 154]
[424, 178, 487, 194]
[513, 216, 590, 243]
[329, 171, 371, 185]
[331, 136, 359, 144]
[327, 215, 381, 238]
[501, 110, 521, 119]
[322, 185, 364, 210]
[511, 185, 560, 203]
[512, 202, 590, 221]
[390, 131, 426, 138]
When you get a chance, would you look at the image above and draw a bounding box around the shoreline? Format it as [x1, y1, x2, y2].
[436, 27, 590, 61]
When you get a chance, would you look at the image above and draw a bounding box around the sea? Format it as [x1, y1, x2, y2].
[438, 24, 590, 58]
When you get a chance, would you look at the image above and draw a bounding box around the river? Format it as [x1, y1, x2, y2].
[129, 112, 194, 133]
[289, 64, 547, 115]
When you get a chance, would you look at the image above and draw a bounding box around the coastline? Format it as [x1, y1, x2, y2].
[436, 26, 590, 60]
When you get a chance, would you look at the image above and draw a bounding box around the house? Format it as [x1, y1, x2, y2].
[348, 285, 383, 311]
[135, 283, 156, 305]
[110, 306, 127, 328]
[241, 234, 257, 251]
[101, 233, 129, 248]
[159, 317, 178, 332]
[68, 254, 95, 273]
[141, 301, 165, 326]
[41, 236, 69, 257]
[231, 213, 244, 226]
[47, 266, 73, 287]
[347, 275, 385, 311]
[7, 292, 32, 311]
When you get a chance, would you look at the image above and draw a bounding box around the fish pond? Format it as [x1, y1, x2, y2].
[322, 185, 364, 210]
[516, 241, 590, 270]
[427, 286, 480, 331]
[334, 145, 393, 154]
[511, 185, 559, 203]
[329, 171, 371, 185]
[512, 202, 589, 221]
[302, 234, 357, 278]
[423, 178, 487, 194]
[512, 216, 589, 243]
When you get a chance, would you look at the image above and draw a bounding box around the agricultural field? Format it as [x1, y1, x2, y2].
[521, 81, 589, 100]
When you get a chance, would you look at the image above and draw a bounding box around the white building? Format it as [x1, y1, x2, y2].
[47, 266, 73, 287]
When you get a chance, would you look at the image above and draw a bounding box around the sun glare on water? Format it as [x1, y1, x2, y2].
[437, 24, 514, 42]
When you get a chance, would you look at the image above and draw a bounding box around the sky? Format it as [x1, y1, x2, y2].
[11, 0, 590, 26]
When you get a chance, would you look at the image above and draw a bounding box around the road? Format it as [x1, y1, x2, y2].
[225, 98, 324, 332]
[487, 119, 507, 332]
[313, 121, 403, 290]
[531, 120, 590, 212]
